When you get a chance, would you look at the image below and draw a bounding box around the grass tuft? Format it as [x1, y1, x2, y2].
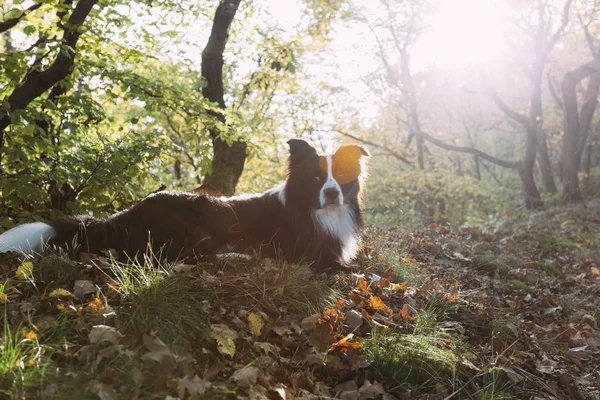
[103, 255, 214, 350]
[363, 332, 461, 391]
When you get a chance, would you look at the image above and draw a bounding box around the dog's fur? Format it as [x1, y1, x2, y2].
[0, 139, 369, 270]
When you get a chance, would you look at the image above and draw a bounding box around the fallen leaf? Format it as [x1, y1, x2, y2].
[142, 333, 176, 365]
[255, 341, 278, 357]
[49, 288, 75, 298]
[248, 312, 264, 337]
[73, 280, 96, 299]
[329, 334, 361, 354]
[358, 380, 385, 400]
[389, 281, 407, 291]
[231, 366, 259, 389]
[177, 375, 211, 398]
[368, 295, 391, 314]
[21, 328, 36, 340]
[301, 314, 319, 332]
[89, 325, 122, 345]
[210, 324, 238, 358]
[16, 262, 33, 280]
[345, 309, 363, 331]
[591, 266, 599, 276]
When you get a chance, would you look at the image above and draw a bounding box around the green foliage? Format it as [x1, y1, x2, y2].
[366, 159, 522, 228]
[1, 0, 343, 220]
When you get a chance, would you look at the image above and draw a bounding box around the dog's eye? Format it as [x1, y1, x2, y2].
[313, 176, 321, 183]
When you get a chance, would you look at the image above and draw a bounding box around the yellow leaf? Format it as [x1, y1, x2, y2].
[49, 288, 75, 298]
[21, 328, 37, 340]
[248, 312, 264, 337]
[216, 337, 236, 358]
[0, 293, 7, 303]
[368, 295, 392, 314]
[389, 281, 408, 292]
[210, 324, 238, 358]
[16, 262, 33, 280]
[591, 267, 600, 276]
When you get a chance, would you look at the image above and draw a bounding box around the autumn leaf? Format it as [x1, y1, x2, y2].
[248, 312, 264, 337]
[321, 308, 343, 328]
[445, 294, 457, 303]
[308, 320, 336, 351]
[389, 281, 408, 292]
[21, 328, 37, 340]
[328, 334, 361, 354]
[368, 295, 392, 314]
[89, 325, 122, 345]
[211, 324, 238, 358]
[88, 298, 104, 312]
[49, 288, 75, 298]
[16, 262, 33, 280]
[358, 277, 369, 293]
[401, 304, 410, 320]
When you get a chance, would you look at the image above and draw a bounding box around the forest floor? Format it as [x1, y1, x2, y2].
[0, 200, 599, 399]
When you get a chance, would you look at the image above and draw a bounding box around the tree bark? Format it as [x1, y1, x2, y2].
[560, 60, 600, 203]
[531, 59, 557, 194]
[0, 0, 98, 156]
[522, 126, 542, 208]
[537, 131, 557, 193]
[199, 0, 246, 196]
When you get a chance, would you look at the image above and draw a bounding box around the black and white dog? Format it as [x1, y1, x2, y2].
[0, 139, 369, 271]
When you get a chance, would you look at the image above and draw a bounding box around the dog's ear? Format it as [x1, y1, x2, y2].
[287, 139, 317, 164]
[329, 144, 370, 184]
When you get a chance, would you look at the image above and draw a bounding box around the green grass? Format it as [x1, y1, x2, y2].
[363, 332, 461, 392]
[515, 232, 580, 255]
[539, 261, 561, 276]
[34, 254, 79, 288]
[104, 255, 215, 351]
[0, 308, 54, 398]
[472, 254, 519, 278]
[212, 255, 339, 316]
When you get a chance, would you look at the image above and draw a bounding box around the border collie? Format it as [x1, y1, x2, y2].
[0, 139, 369, 271]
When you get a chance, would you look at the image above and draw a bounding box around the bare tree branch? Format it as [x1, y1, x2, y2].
[488, 90, 531, 128]
[418, 130, 518, 169]
[546, 0, 573, 52]
[547, 73, 564, 109]
[331, 129, 414, 165]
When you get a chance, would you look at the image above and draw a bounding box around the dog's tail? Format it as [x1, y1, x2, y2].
[0, 222, 56, 255]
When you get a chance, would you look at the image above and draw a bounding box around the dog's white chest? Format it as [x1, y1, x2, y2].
[313, 205, 359, 263]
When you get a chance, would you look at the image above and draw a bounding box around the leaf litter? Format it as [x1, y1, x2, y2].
[0, 204, 598, 398]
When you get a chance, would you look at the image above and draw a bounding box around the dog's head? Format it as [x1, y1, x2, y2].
[284, 139, 369, 211]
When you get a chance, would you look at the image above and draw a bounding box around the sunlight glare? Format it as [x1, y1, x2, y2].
[414, 0, 512, 70]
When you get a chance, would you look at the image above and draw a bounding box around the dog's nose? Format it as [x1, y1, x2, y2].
[324, 188, 340, 200]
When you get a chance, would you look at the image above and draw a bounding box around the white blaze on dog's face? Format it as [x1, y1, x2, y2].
[317, 144, 368, 208]
[319, 155, 343, 208]
[285, 139, 369, 211]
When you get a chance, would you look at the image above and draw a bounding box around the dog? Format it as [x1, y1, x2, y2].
[0, 139, 369, 271]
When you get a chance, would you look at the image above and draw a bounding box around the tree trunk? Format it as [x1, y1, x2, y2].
[530, 55, 557, 194]
[199, 0, 246, 196]
[537, 131, 557, 193]
[560, 63, 600, 203]
[522, 126, 543, 209]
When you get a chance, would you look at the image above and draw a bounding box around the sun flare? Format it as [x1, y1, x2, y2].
[415, 0, 512, 70]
